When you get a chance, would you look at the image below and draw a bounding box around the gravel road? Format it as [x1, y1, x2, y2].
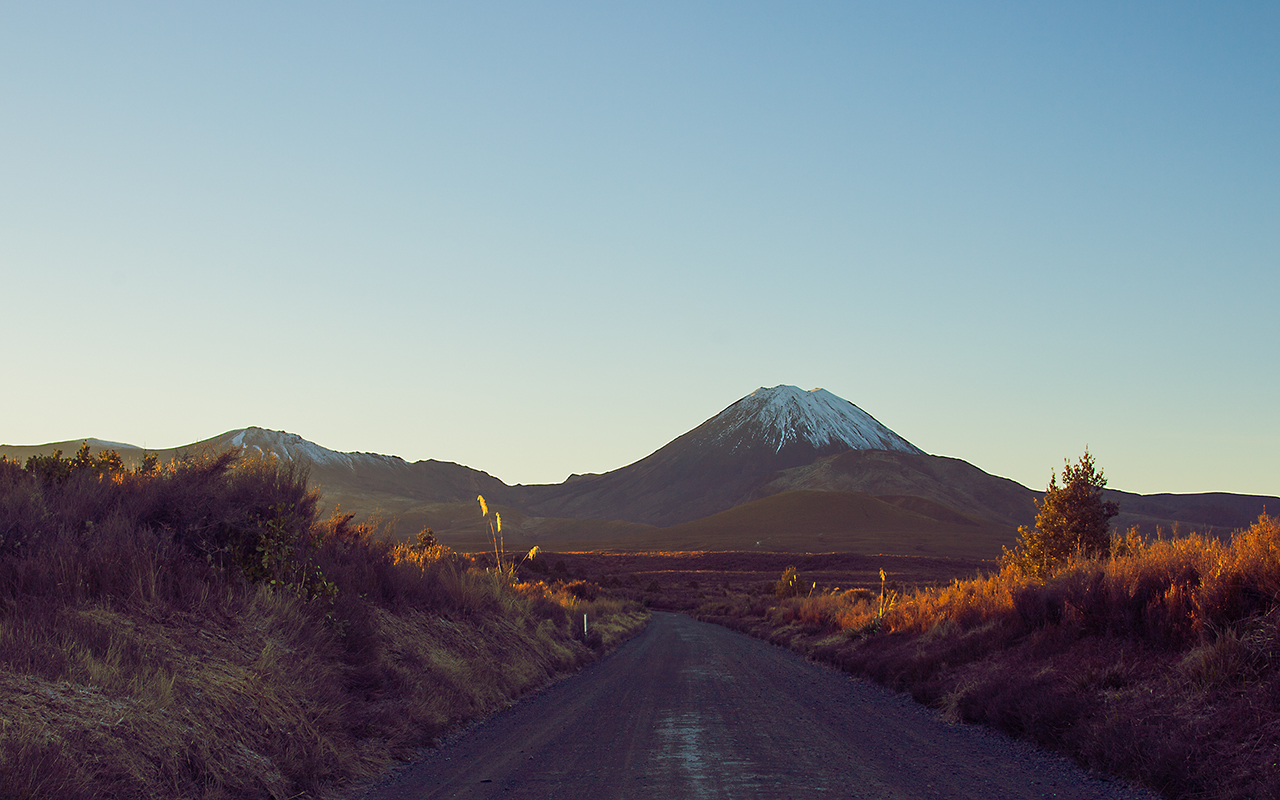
[357, 612, 1157, 800]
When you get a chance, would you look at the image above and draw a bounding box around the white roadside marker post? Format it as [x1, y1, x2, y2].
[583, 614, 588, 637]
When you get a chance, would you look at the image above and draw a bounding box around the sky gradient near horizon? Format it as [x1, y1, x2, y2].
[2, 3, 1277, 496]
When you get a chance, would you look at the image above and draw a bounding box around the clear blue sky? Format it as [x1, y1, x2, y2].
[3, 2, 1277, 496]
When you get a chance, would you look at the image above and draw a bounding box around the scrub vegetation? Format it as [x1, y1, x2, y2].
[696, 454, 1280, 800]
[0, 446, 646, 799]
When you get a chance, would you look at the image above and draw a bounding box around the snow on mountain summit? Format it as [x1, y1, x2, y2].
[224, 427, 406, 471]
[712, 385, 923, 455]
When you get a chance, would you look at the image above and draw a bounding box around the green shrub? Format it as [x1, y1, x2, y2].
[1003, 450, 1119, 579]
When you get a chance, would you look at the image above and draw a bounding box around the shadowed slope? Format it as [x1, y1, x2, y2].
[754, 449, 1041, 527]
[624, 490, 1018, 558]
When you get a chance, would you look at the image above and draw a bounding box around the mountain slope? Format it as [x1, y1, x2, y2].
[201, 428, 521, 510]
[753, 449, 1040, 527]
[0, 428, 518, 516]
[7, 385, 1276, 555]
[627, 490, 1017, 558]
[517, 386, 922, 526]
[1103, 490, 1278, 535]
[757, 449, 1278, 536]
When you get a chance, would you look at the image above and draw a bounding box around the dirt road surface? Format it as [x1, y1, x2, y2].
[357, 612, 1156, 800]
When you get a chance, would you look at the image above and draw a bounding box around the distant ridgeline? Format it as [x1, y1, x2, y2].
[4, 385, 1275, 557]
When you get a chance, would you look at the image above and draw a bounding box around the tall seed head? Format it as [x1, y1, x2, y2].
[478, 495, 488, 517]
[495, 512, 502, 533]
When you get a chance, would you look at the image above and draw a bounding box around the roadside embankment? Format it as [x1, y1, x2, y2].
[695, 515, 1280, 800]
[0, 448, 647, 799]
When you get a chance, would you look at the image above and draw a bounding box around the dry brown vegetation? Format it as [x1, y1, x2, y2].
[520, 550, 993, 612]
[0, 447, 646, 800]
[692, 516, 1280, 800]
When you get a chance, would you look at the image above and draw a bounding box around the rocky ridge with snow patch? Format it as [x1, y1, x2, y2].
[223, 427, 407, 471]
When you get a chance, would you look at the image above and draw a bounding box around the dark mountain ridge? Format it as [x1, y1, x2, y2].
[514, 385, 923, 526]
[4, 385, 1274, 554]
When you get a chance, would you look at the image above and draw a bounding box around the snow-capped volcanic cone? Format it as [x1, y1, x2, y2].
[518, 385, 923, 526]
[705, 385, 922, 458]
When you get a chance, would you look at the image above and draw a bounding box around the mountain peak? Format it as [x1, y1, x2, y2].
[223, 427, 350, 466]
[217, 427, 409, 472]
[521, 384, 925, 526]
[713, 385, 923, 455]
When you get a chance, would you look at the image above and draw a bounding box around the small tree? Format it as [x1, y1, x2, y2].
[1003, 449, 1120, 579]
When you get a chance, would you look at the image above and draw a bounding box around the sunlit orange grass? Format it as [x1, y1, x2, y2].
[388, 541, 454, 570]
[883, 566, 1038, 634]
[773, 589, 877, 631]
[771, 566, 1030, 637]
[872, 513, 1280, 643]
[777, 514, 1280, 646]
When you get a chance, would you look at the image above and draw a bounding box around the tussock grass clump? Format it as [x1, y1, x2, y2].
[0, 447, 647, 799]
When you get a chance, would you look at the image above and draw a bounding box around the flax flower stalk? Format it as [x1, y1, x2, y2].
[478, 494, 505, 573]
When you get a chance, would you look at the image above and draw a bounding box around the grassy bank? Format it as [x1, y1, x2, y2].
[696, 515, 1280, 800]
[0, 447, 646, 800]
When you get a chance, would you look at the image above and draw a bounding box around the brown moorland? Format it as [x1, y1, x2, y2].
[689, 517, 1280, 800]
[8, 435, 1280, 799]
[0, 447, 647, 800]
[510, 549, 994, 613]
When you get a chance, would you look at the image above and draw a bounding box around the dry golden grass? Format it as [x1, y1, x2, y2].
[879, 514, 1280, 642]
[0, 449, 648, 800]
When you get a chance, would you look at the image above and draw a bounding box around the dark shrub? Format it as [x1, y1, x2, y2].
[563, 580, 599, 601]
